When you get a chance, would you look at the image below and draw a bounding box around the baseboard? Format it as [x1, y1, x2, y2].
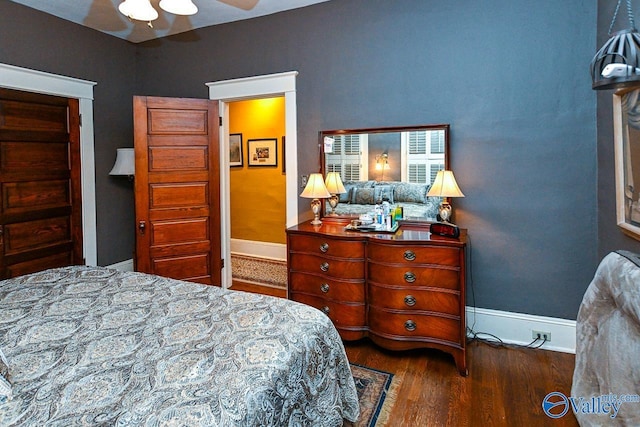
[106, 259, 134, 272]
[466, 306, 576, 354]
[230, 238, 286, 260]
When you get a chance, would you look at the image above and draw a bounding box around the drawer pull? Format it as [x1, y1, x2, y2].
[319, 242, 329, 253]
[320, 283, 330, 293]
[322, 306, 330, 315]
[403, 250, 416, 261]
[320, 262, 330, 272]
[404, 272, 416, 283]
[405, 320, 417, 332]
[404, 295, 416, 307]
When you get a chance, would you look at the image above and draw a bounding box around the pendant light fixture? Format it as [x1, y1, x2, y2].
[590, 0, 640, 90]
[118, 0, 198, 26]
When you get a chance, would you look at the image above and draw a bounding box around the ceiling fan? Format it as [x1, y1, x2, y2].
[118, 0, 260, 25]
[217, 0, 260, 11]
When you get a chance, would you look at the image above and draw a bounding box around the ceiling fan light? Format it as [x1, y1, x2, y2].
[159, 0, 198, 16]
[118, 0, 159, 21]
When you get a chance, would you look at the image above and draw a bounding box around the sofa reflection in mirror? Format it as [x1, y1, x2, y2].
[321, 124, 449, 220]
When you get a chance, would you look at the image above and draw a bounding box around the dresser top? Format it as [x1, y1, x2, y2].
[287, 220, 466, 247]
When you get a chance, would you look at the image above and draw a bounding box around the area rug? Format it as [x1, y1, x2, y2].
[350, 363, 400, 427]
[230, 254, 287, 289]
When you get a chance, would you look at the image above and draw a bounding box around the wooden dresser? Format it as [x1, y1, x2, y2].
[286, 219, 468, 376]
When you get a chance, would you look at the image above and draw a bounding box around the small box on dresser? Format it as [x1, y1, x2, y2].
[286, 219, 468, 376]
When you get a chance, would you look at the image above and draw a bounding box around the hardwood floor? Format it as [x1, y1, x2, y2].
[344, 339, 578, 426]
[229, 280, 286, 298]
[229, 283, 578, 426]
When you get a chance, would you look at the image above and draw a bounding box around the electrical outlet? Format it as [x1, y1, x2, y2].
[532, 330, 551, 341]
[300, 175, 308, 188]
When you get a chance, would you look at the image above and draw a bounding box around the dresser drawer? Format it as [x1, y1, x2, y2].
[291, 293, 366, 329]
[368, 261, 459, 289]
[290, 253, 364, 279]
[289, 234, 364, 258]
[368, 282, 459, 315]
[368, 307, 461, 344]
[367, 242, 460, 267]
[289, 271, 365, 302]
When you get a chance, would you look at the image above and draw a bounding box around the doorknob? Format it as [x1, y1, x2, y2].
[138, 220, 146, 234]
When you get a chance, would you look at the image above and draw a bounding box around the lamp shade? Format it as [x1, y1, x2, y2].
[109, 148, 135, 176]
[300, 173, 331, 199]
[159, 0, 198, 16]
[118, 0, 159, 21]
[324, 172, 347, 194]
[427, 170, 465, 198]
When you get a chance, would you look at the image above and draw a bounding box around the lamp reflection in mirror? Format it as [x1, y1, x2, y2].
[324, 172, 347, 216]
[300, 173, 331, 225]
[109, 148, 135, 180]
[426, 170, 464, 223]
[375, 152, 390, 181]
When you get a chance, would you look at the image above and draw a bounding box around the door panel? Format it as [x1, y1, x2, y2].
[134, 96, 221, 286]
[0, 88, 83, 278]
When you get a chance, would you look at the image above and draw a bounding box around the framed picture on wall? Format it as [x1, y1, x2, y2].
[614, 87, 640, 241]
[229, 133, 243, 167]
[248, 138, 278, 167]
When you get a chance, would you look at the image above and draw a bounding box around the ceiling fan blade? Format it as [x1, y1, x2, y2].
[216, 0, 260, 11]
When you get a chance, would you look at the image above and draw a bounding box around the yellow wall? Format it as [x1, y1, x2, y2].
[229, 97, 286, 244]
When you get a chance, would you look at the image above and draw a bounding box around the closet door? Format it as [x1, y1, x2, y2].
[134, 96, 222, 286]
[0, 88, 83, 278]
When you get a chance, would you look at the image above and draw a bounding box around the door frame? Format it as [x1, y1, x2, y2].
[206, 71, 299, 289]
[0, 63, 97, 266]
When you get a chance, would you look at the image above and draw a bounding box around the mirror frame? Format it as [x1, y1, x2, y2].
[614, 87, 640, 241]
[319, 124, 450, 221]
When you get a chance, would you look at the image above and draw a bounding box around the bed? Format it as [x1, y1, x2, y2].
[0, 266, 359, 426]
[571, 250, 640, 425]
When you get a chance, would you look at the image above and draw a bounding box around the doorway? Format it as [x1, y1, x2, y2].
[206, 71, 299, 289]
[0, 63, 97, 266]
[228, 97, 287, 292]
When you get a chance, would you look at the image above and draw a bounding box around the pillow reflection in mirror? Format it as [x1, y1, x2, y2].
[352, 188, 375, 205]
[374, 185, 394, 204]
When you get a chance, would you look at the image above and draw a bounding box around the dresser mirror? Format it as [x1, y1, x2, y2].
[320, 124, 450, 221]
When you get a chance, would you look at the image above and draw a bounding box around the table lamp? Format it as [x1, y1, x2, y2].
[324, 172, 347, 216]
[300, 173, 331, 225]
[427, 170, 465, 223]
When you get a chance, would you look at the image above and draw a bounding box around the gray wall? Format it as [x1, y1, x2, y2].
[0, 1, 138, 267]
[137, 0, 597, 319]
[1, 0, 600, 320]
[597, 0, 640, 259]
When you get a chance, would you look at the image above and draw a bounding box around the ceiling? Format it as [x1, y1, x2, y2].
[12, 0, 331, 44]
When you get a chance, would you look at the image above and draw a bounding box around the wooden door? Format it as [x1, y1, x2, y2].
[0, 88, 83, 278]
[134, 96, 222, 286]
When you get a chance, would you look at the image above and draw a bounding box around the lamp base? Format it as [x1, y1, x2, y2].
[437, 200, 453, 223]
[310, 198, 322, 225]
[328, 194, 340, 216]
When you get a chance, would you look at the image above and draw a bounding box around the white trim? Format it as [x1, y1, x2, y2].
[466, 306, 576, 353]
[0, 63, 98, 266]
[206, 72, 298, 289]
[230, 239, 287, 260]
[106, 259, 135, 271]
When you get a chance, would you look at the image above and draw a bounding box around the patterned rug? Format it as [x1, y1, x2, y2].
[231, 254, 287, 289]
[350, 364, 400, 427]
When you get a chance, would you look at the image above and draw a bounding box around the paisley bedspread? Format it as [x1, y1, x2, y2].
[0, 266, 359, 426]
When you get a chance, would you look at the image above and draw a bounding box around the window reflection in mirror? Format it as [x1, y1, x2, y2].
[320, 124, 449, 220]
